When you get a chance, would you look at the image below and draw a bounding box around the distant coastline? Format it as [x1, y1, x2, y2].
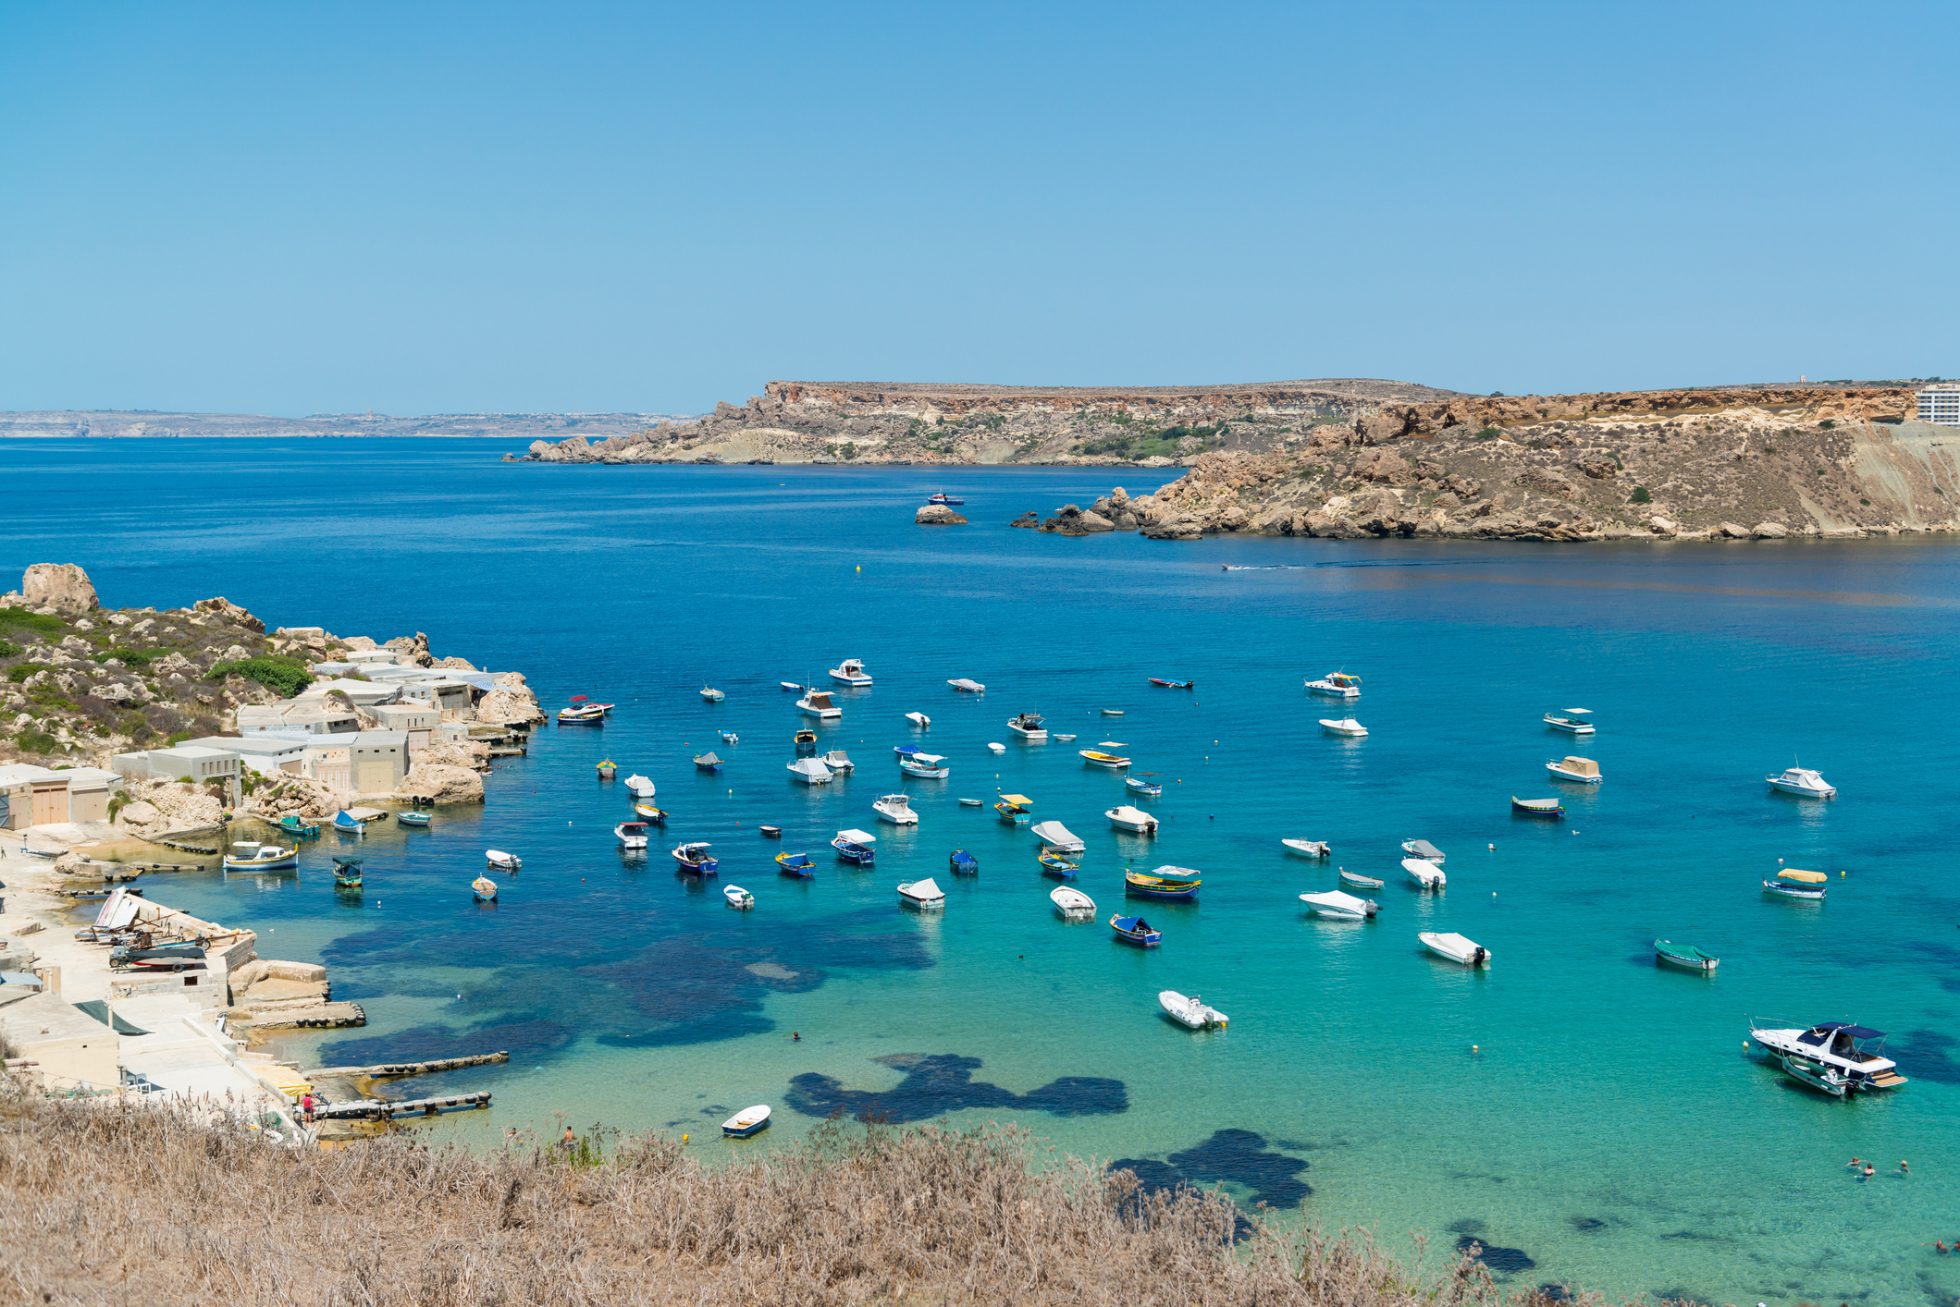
[0, 411, 689, 442]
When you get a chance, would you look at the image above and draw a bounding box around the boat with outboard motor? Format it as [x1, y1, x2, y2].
[1111, 914, 1162, 946]
[787, 757, 834, 786]
[1320, 717, 1368, 738]
[1543, 708, 1595, 735]
[1106, 805, 1158, 835]
[485, 849, 522, 872]
[723, 884, 754, 910]
[897, 877, 945, 910]
[1125, 774, 1163, 799]
[1766, 765, 1836, 799]
[894, 746, 949, 779]
[1304, 671, 1362, 699]
[1420, 932, 1490, 967]
[1339, 867, 1385, 890]
[671, 841, 719, 875]
[873, 793, 919, 826]
[1748, 1020, 1906, 1091]
[624, 774, 656, 799]
[1031, 820, 1084, 853]
[828, 658, 873, 688]
[1653, 939, 1719, 973]
[614, 821, 649, 851]
[1158, 990, 1228, 1029]
[1300, 890, 1379, 920]
[1402, 857, 1446, 890]
[1124, 867, 1201, 901]
[1051, 886, 1095, 920]
[1006, 712, 1047, 741]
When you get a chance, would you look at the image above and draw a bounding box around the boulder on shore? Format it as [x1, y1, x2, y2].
[915, 504, 968, 526]
[399, 762, 484, 805]
[22, 564, 99, 614]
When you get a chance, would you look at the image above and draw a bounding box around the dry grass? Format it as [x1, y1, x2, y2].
[0, 1082, 1625, 1307]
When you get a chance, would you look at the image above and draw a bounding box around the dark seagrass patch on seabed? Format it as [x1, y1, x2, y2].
[1110, 1128, 1312, 1209]
[785, 1053, 1127, 1124]
[1453, 1234, 1536, 1274]
[319, 1017, 576, 1067]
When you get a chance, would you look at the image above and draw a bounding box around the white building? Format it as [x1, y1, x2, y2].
[236, 699, 361, 736]
[1918, 384, 1960, 427]
[110, 746, 241, 790]
[301, 677, 402, 709]
[0, 764, 124, 830]
[179, 735, 309, 777]
[299, 730, 409, 794]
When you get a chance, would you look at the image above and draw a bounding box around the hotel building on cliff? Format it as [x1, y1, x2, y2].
[1917, 383, 1960, 426]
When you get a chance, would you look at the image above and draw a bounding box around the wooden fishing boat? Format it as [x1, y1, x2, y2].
[1079, 749, 1131, 770]
[693, 751, 723, 774]
[776, 851, 816, 878]
[722, 1104, 772, 1137]
[277, 815, 320, 840]
[1110, 914, 1162, 947]
[222, 841, 298, 872]
[832, 829, 877, 865]
[994, 793, 1033, 826]
[1339, 867, 1386, 891]
[1125, 774, 1164, 799]
[332, 856, 364, 890]
[396, 810, 431, 828]
[958, 797, 983, 807]
[471, 876, 497, 903]
[331, 809, 364, 837]
[633, 802, 669, 826]
[671, 841, 719, 876]
[1763, 867, 1828, 901]
[1147, 677, 1195, 690]
[1037, 850, 1079, 880]
[948, 849, 979, 876]
[1124, 867, 1201, 901]
[1653, 939, 1719, 973]
[1510, 795, 1565, 818]
[596, 759, 617, 780]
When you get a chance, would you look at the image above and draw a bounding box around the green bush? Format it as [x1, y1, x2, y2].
[1629, 486, 1653, 505]
[14, 728, 58, 754]
[207, 656, 312, 698]
[0, 607, 65, 637]
[7, 662, 50, 684]
[1820, 419, 1836, 430]
[1472, 427, 1502, 441]
[96, 647, 173, 669]
[0, 639, 21, 659]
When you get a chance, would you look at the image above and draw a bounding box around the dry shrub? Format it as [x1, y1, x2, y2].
[0, 1082, 1616, 1307]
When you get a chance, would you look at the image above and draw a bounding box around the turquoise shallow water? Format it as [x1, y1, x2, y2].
[5, 438, 1958, 1305]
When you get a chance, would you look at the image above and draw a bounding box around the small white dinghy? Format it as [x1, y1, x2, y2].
[897, 877, 945, 910]
[1050, 886, 1096, 921]
[1400, 839, 1446, 863]
[1158, 990, 1229, 1030]
[1401, 857, 1446, 890]
[1419, 931, 1490, 967]
[1300, 890, 1379, 920]
[1320, 717, 1368, 738]
[613, 822, 649, 850]
[623, 775, 656, 799]
[1282, 838, 1331, 859]
[1339, 867, 1385, 890]
[1030, 820, 1085, 853]
[987, 741, 1006, 754]
[700, 687, 725, 702]
[905, 711, 931, 729]
[485, 849, 523, 872]
[723, 885, 755, 910]
[1106, 805, 1159, 835]
[721, 1104, 771, 1138]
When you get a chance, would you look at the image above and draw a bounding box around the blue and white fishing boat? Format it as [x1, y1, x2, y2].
[948, 849, 979, 876]
[1124, 867, 1201, 901]
[222, 841, 298, 872]
[722, 1104, 772, 1137]
[1125, 774, 1163, 799]
[832, 828, 878, 865]
[277, 815, 320, 840]
[396, 810, 431, 828]
[331, 809, 364, 837]
[894, 746, 950, 779]
[776, 850, 816, 879]
[671, 841, 719, 876]
[1037, 850, 1079, 880]
[926, 491, 965, 507]
[1110, 914, 1162, 947]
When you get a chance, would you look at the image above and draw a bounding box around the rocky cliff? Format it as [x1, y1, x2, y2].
[518, 379, 1454, 466]
[1015, 386, 1957, 541]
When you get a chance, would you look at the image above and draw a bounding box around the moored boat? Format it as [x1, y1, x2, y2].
[396, 809, 431, 828]
[1101, 707, 1125, 717]
[1419, 931, 1490, 967]
[614, 821, 649, 850]
[1125, 774, 1164, 799]
[1030, 820, 1084, 852]
[1319, 717, 1368, 738]
[897, 877, 946, 910]
[872, 793, 919, 825]
[1148, 677, 1195, 690]
[332, 809, 364, 836]
[1401, 857, 1446, 890]
[832, 828, 878, 864]
[723, 884, 755, 910]
[787, 757, 834, 786]
[721, 1104, 771, 1137]
[822, 749, 855, 774]
[1766, 766, 1836, 799]
[700, 687, 725, 702]
[557, 702, 607, 725]
[1510, 795, 1565, 818]
[1110, 914, 1162, 946]
[797, 689, 843, 720]
[277, 814, 320, 840]
[719, 730, 740, 745]
[1653, 939, 1719, 973]
[779, 680, 805, 692]
[1006, 712, 1048, 741]
[776, 851, 816, 878]
[624, 774, 657, 799]
[1303, 671, 1362, 699]
[471, 875, 497, 902]
[1547, 756, 1602, 784]
[904, 711, 931, 729]
[994, 793, 1033, 825]
[1300, 890, 1379, 920]
[926, 491, 965, 507]
[1051, 886, 1096, 920]
[222, 840, 298, 872]
[1543, 708, 1595, 735]
[332, 856, 363, 890]
[1339, 867, 1386, 890]
[633, 802, 669, 825]
[1400, 838, 1445, 863]
[485, 849, 522, 872]
[596, 759, 617, 780]
[793, 729, 819, 758]
[948, 849, 979, 876]
[1079, 748, 1131, 770]
[693, 751, 723, 773]
[1106, 805, 1158, 835]
[1158, 990, 1228, 1029]
[1282, 838, 1331, 859]
[671, 841, 719, 875]
[947, 677, 987, 694]
[895, 747, 949, 779]
[986, 741, 1006, 754]
[1037, 850, 1079, 880]
[1763, 867, 1828, 901]
[1125, 867, 1201, 901]
[1748, 1020, 1906, 1091]
[828, 658, 874, 688]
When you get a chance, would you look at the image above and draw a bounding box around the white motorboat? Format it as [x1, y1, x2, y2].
[1282, 838, 1331, 859]
[613, 822, 649, 850]
[700, 687, 725, 702]
[947, 677, 986, 694]
[905, 711, 931, 729]
[1763, 867, 1828, 900]
[873, 793, 919, 825]
[986, 741, 1006, 754]
[1546, 756, 1602, 784]
[1299, 890, 1379, 920]
[1420, 931, 1490, 967]
[1053, 732, 1077, 743]
[1101, 708, 1125, 717]
[721, 1104, 771, 1137]
[723, 884, 755, 910]
[829, 658, 874, 688]
[1006, 712, 1047, 741]
[1748, 1021, 1906, 1091]
[797, 689, 843, 720]
[1105, 805, 1159, 835]
[1339, 867, 1385, 890]
[897, 877, 945, 910]
[896, 749, 950, 779]
[1400, 839, 1446, 864]
[719, 730, 740, 744]
[1304, 671, 1363, 699]
[1079, 748, 1131, 770]
[623, 774, 656, 799]
[1030, 820, 1084, 853]
[779, 680, 805, 692]
[1319, 717, 1368, 738]
[221, 841, 298, 872]
[1544, 708, 1595, 735]
[786, 757, 834, 785]
[1050, 886, 1096, 921]
[485, 849, 523, 872]
[822, 749, 855, 774]
[1766, 766, 1836, 799]
[1158, 990, 1228, 1030]
[1401, 857, 1446, 890]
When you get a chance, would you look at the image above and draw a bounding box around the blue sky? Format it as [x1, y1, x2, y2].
[1, 2, 1953, 414]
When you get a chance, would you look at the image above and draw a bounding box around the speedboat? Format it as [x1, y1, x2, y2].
[614, 821, 649, 850]
[671, 841, 718, 875]
[776, 851, 815, 879]
[1401, 857, 1446, 890]
[1158, 990, 1228, 1029]
[1125, 774, 1164, 799]
[1148, 677, 1195, 690]
[1079, 749, 1131, 770]
[1124, 867, 1201, 901]
[905, 711, 931, 729]
[1037, 850, 1079, 880]
[1282, 838, 1331, 859]
[692, 751, 723, 773]
[822, 749, 855, 774]
[624, 774, 656, 799]
[221, 841, 298, 872]
[832, 828, 878, 864]
[896, 748, 950, 779]
[719, 730, 740, 745]
[1400, 839, 1445, 863]
[485, 849, 523, 872]
[633, 802, 668, 825]
[947, 677, 987, 694]
[1339, 867, 1385, 890]
[926, 491, 965, 507]
[787, 757, 834, 786]
[1766, 766, 1836, 799]
[1763, 867, 1828, 901]
[1106, 805, 1158, 835]
[793, 729, 819, 757]
[700, 687, 725, 702]
[994, 793, 1033, 825]
[828, 658, 874, 688]
[723, 884, 755, 910]
[1031, 820, 1084, 852]
[1051, 886, 1095, 920]
[557, 702, 607, 725]
[873, 793, 919, 826]
[721, 1104, 771, 1138]
[471, 876, 497, 903]
[1304, 671, 1362, 699]
[1748, 1021, 1905, 1091]
[797, 689, 843, 720]
[897, 877, 946, 910]
[1511, 796, 1565, 818]
[1101, 708, 1125, 717]
[1544, 709, 1596, 735]
[1320, 717, 1368, 738]
[1007, 712, 1048, 741]
[1110, 914, 1162, 946]
[1054, 733, 1078, 743]
[1300, 890, 1379, 920]
[779, 680, 805, 692]
[1420, 932, 1490, 967]
[948, 849, 979, 876]
[1653, 939, 1719, 973]
[1547, 756, 1602, 784]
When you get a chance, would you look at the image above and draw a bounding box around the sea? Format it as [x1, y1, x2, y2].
[4, 436, 1956, 1306]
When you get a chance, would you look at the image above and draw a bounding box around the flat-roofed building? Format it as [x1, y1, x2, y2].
[236, 699, 360, 736]
[1918, 384, 1960, 427]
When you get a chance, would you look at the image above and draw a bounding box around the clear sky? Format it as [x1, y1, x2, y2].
[1, 1, 1953, 415]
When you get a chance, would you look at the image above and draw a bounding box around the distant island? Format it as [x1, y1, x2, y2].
[0, 411, 686, 440]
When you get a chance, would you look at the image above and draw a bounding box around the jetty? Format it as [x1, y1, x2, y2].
[312, 1091, 492, 1121]
[308, 1050, 509, 1080]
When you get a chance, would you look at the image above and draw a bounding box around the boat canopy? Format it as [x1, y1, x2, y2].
[836, 828, 878, 845]
[1556, 757, 1600, 775]
[695, 752, 722, 766]
[998, 794, 1032, 807]
[1561, 708, 1593, 716]
[1779, 868, 1829, 884]
[1802, 1022, 1885, 1041]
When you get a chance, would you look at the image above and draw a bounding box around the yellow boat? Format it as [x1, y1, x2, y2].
[994, 793, 1033, 825]
[1124, 867, 1202, 901]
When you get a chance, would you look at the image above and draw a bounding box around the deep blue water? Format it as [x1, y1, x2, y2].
[5, 437, 1957, 1305]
